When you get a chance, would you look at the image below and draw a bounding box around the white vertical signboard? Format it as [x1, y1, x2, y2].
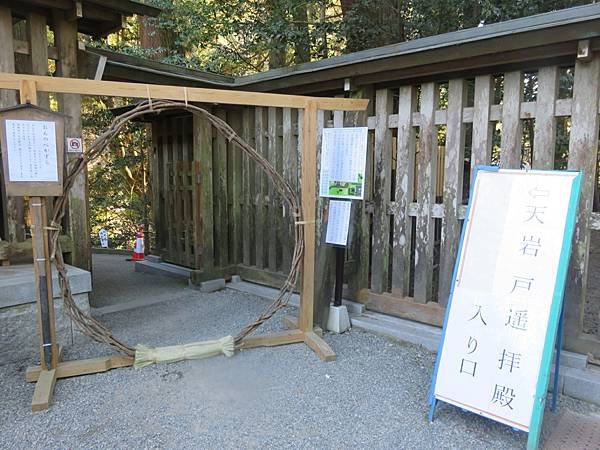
[5, 119, 58, 182]
[429, 169, 581, 436]
[325, 200, 352, 246]
[319, 127, 368, 199]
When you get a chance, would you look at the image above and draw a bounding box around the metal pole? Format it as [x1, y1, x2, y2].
[333, 246, 344, 307]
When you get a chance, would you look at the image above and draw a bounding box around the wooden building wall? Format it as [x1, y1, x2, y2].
[0, 6, 89, 269]
[151, 49, 600, 359]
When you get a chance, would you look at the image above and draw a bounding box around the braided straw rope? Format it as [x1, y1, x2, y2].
[50, 100, 304, 357]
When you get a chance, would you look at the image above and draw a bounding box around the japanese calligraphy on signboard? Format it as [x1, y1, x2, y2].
[319, 127, 368, 200]
[430, 168, 581, 434]
[0, 104, 64, 197]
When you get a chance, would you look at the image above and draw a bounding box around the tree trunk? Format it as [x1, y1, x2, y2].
[292, 2, 310, 64]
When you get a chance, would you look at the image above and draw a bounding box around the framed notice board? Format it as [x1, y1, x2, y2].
[0, 104, 65, 197]
[428, 167, 582, 450]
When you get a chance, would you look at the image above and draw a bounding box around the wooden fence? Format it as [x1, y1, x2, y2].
[151, 55, 600, 358]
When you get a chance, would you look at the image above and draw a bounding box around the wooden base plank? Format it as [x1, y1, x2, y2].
[26, 355, 134, 383]
[31, 369, 56, 412]
[304, 331, 336, 362]
[239, 329, 305, 349]
[282, 315, 324, 337]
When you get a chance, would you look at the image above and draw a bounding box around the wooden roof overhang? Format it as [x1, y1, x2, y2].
[94, 3, 600, 95]
[1, 0, 161, 37]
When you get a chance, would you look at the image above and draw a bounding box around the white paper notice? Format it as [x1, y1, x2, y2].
[433, 169, 578, 432]
[5, 119, 58, 182]
[319, 127, 368, 199]
[325, 200, 352, 246]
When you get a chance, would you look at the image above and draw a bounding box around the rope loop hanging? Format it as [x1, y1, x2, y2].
[51, 100, 305, 357]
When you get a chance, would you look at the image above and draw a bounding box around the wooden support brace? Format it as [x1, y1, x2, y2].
[304, 331, 336, 362]
[26, 355, 134, 383]
[31, 369, 56, 412]
[238, 329, 305, 349]
[282, 315, 324, 337]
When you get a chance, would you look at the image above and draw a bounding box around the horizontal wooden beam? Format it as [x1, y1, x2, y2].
[26, 355, 133, 382]
[13, 39, 58, 60]
[355, 289, 446, 327]
[238, 329, 305, 349]
[0, 73, 369, 111]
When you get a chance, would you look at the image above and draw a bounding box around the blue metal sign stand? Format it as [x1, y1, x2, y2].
[427, 166, 582, 450]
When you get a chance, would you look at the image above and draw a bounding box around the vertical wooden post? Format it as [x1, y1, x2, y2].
[500, 71, 523, 169]
[0, 7, 18, 242]
[533, 66, 559, 170]
[54, 11, 89, 270]
[19, 80, 59, 410]
[299, 101, 318, 332]
[564, 54, 600, 356]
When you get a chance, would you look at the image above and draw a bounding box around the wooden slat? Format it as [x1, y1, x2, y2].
[533, 66, 559, 169]
[500, 71, 523, 169]
[299, 101, 318, 332]
[214, 109, 229, 266]
[281, 107, 297, 271]
[31, 369, 56, 412]
[0, 72, 369, 111]
[151, 122, 162, 255]
[27, 13, 49, 109]
[238, 329, 305, 349]
[349, 87, 374, 295]
[565, 55, 600, 355]
[471, 75, 494, 175]
[0, 7, 17, 243]
[413, 82, 438, 302]
[241, 107, 254, 266]
[304, 331, 336, 362]
[267, 107, 278, 271]
[371, 89, 394, 293]
[254, 107, 266, 269]
[172, 118, 183, 263]
[193, 112, 214, 272]
[26, 355, 134, 382]
[392, 85, 416, 297]
[228, 109, 243, 265]
[439, 79, 466, 306]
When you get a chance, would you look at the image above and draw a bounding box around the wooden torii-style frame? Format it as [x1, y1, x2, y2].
[0, 73, 369, 411]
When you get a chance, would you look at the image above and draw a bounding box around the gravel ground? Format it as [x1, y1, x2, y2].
[1, 255, 599, 449]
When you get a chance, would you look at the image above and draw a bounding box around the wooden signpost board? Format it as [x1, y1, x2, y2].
[0, 90, 65, 411]
[428, 167, 582, 449]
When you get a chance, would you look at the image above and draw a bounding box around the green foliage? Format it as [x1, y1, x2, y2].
[82, 97, 151, 249]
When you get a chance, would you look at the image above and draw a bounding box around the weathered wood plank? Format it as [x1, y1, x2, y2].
[392, 85, 416, 297]
[54, 12, 89, 270]
[173, 118, 183, 263]
[414, 82, 438, 302]
[267, 107, 278, 271]
[471, 75, 493, 176]
[193, 112, 214, 272]
[181, 117, 192, 266]
[254, 107, 266, 269]
[438, 79, 466, 307]
[228, 109, 243, 265]
[355, 289, 445, 327]
[348, 87, 374, 296]
[281, 107, 297, 272]
[214, 109, 229, 267]
[27, 13, 49, 109]
[151, 122, 162, 255]
[533, 66, 559, 169]
[371, 89, 394, 293]
[241, 107, 255, 266]
[565, 55, 600, 356]
[500, 71, 523, 169]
